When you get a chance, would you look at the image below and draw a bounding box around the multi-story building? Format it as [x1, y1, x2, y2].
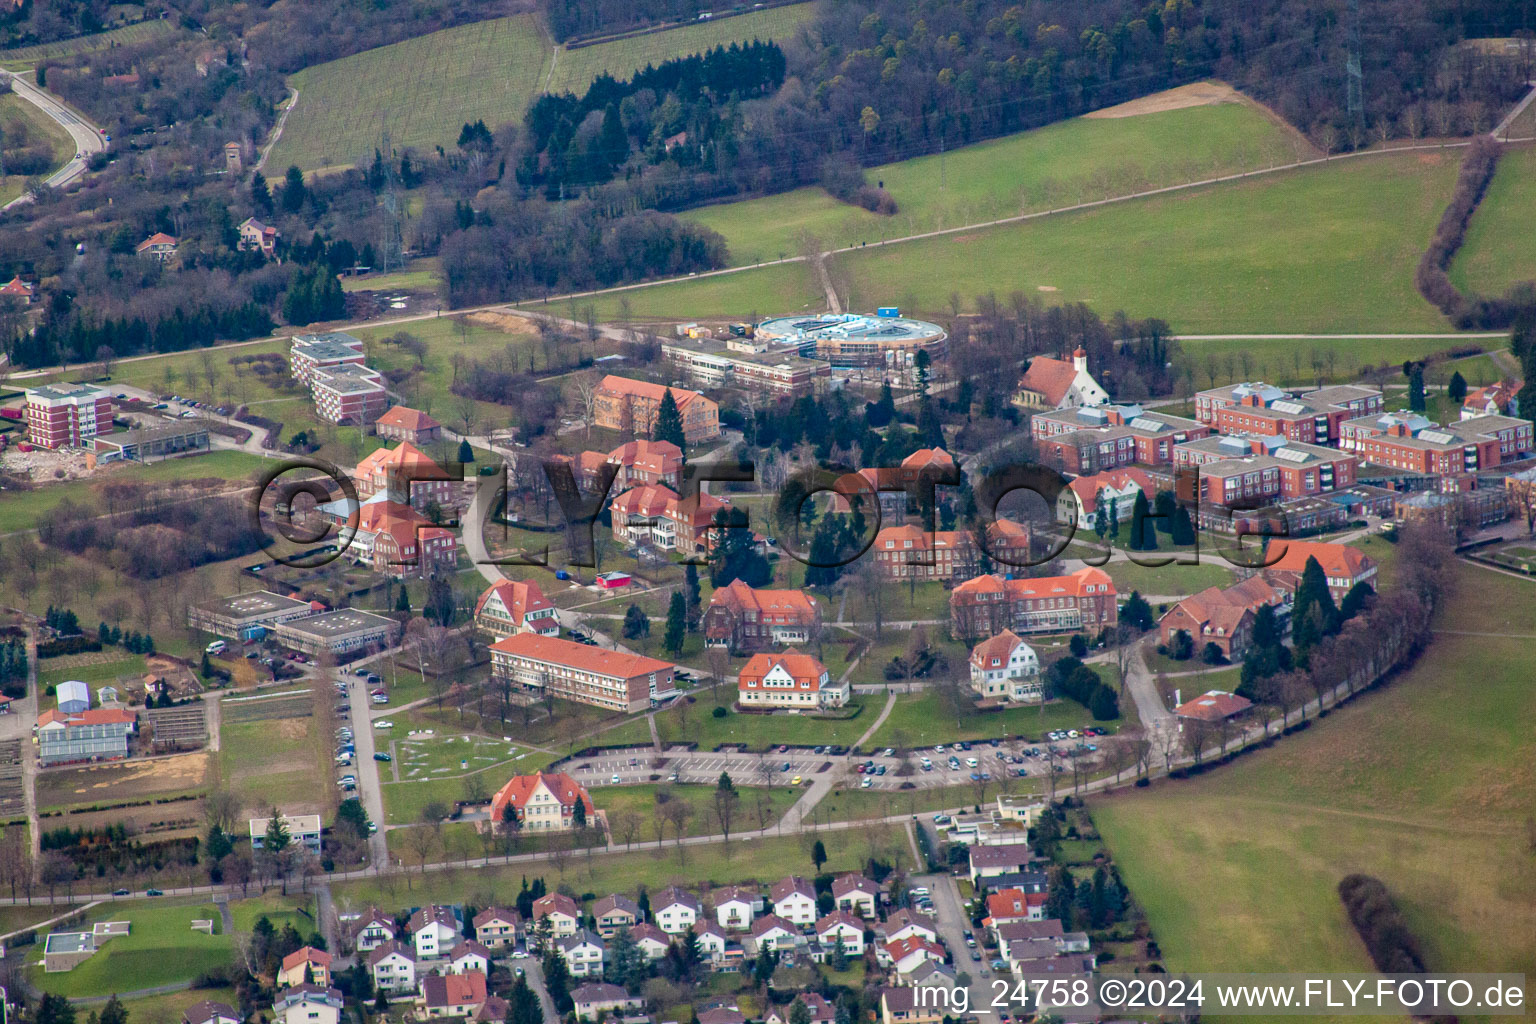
[374, 406, 442, 445]
[310, 363, 388, 425]
[1175, 435, 1358, 511]
[23, 384, 112, 449]
[1157, 575, 1294, 660]
[187, 591, 316, 640]
[610, 484, 729, 556]
[949, 567, 1117, 640]
[1193, 382, 1383, 445]
[291, 333, 367, 383]
[593, 375, 720, 444]
[473, 579, 559, 639]
[35, 707, 137, 765]
[1057, 467, 1154, 527]
[355, 442, 459, 512]
[270, 609, 400, 658]
[703, 580, 822, 652]
[967, 630, 1042, 703]
[489, 772, 594, 832]
[753, 312, 948, 369]
[250, 812, 324, 853]
[662, 337, 831, 398]
[605, 439, 684, 490]
[135, 232, 178, 260]
[316, 496, 458, 578]
[489, 633, 676, 713]
[737, 651, 848, 709]
[1031, 403, 1210, 470]
[0, 275, 36, 305]
[238, 217, 280, 256]
[869, 519, 1031, 581]
[1261, 539, 1377, 599]
[1339, 411, 1534, 474]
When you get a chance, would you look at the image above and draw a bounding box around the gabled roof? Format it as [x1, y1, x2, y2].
[356, 441, 453, 482]
[953, 566, 1114, 602]
[570, 983, 629, 1004]
[420, 970, 486, 1009]
[351, 907, 395, 939]
[770, 876, 815, 902]
[281, 946, 332, 972]
[831, 872, 877, 898]
[408, 904, 459, 933]
[474, 579, 554, 625]
[472, 906, 521, 928]
[272, 985, 343, 1009]
[658, 886, 701, 912]
[710, 884, 757, 906]
[136, 232, 177, 251]
[607, 439, 683, 474]
[815, 909, 862, 933]
[592, 894, 641, 919]
[993, 918, 1064, 942]
[1018, 355, 1079, 406]
[985, 888, 1046, 920]
[450, 939, 493, 961]
[1263, 540, 1373, 580]
[738, 652, 828, 688]
[884, 934, 944, 965]
[532, 892, 581, 920]
[629, 922, 669, 945]
[708, 580, 819, 619]
[366, 939, 416, 967]
[558, 928, 605, 951]
[375, 406, 440, 432]
[750, 913, 795, 938]
[36, 707, 135, 729]
[1173, 690, 1253, 721]
[901, 447, 954, 471]
[969, 842, 1038, 869]
[183, 1000, 240, 1024]
[598, 375, 708, 412]
[1066, 468, 1155, 515]
[969, 629, 1031, 668]
[490, 633, 675, 681]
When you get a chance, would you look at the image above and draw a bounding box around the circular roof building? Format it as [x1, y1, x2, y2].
[754, 312, 947, 367]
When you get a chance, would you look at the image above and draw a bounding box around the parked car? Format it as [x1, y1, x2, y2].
[611, 774, 621, 783]
[375, 720, 394, 729]
[781, 761, 792, 771]
[113, 888, 131, 896]
[372, 694, 389, 704]
[860, 777, 873, 788]
[374, 752, 392, 762]
[791, 775, 802, 785]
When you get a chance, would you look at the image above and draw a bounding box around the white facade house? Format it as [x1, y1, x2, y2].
[816, 912, 865, 955]
[367, 942, 417, 993]
[533, 894, 581, 939]
[410, 906, 461, 960]
[831, 874, 879, 918]
[691, 921, 728, 963]
[558, 930, 606, 977]
[712, 886, 757, 930]
[967, 630, 1042, 703]
[273, 987, 343, 1024]
[654, 889, 699, 934]
[448, 941, 491, 976]
[769, 877, 818, 926]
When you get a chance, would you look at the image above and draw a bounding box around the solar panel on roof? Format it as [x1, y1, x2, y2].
[1270, 401, 1307, 414]
[1272, 447, 1311, 463]
[1129, 417, 1164, 431]
[1419, 430, 1456, 445]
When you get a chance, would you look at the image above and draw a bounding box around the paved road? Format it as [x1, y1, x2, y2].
[920, 870, 991, 1013]
[345, 670, 390, 864]
[1, 70, 105, 209]
[1494, 81, 1536, 140]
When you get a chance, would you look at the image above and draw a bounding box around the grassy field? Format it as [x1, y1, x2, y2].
[0, 450, 268, 534]
[865, 673, 1123, 749]
[269, 14, 551, 172]
[546, 4, 819, 96]
[1093, 561, 1536, 994]
[340, 260, 443, 294]
[25, 900, 231, 998]
[684, 95, 1306, 266]
[0, 91, 74, 205]
[586, 781, 803, 838]
[1450, 144, 1536, 296]
[828, 151, 1459, 333]
[1102, 558, 1236, 598]
[650, 692, 873, 751]
[557, 261, 821, 323]
[0, 19, 173, 66]
[218, 710, 328, 820]
[1177, 335, 1508, 390]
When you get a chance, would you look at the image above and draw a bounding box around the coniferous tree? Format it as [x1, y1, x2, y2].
[1447, 371, 1468, 403]
[652, 389, 686, 450]
[663, 592, 687, 656]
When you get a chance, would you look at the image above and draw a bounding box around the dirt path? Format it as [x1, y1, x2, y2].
[255, 87, 299, 174]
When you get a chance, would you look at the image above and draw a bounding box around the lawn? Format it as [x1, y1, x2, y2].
[338, 823, 909, 907]
[340, 260, 443, 293]
[586, 782, 802, 838]
[1092, 561, 1536, 991]
[817, 780, 1040, 823]
[0, 449, 267, 533]
[218, 713, 327, 819]
[559, 261, 821, 323]
[546, 4, 819, 96]
[684, 93, 1306, 266]
[831, 151, 1460, 333]
[270, 14, 551, 172]
[227, 894, 316, 936]
[25, 900, 232, 998]
[1177, 336, 1507, 391]
[0, 91, 74, 205]
[866, 678, 1123, 749]
[1449, 144, 1536, 297]
[1103, 558, 1237, 598]
[650, 693, 872, 751]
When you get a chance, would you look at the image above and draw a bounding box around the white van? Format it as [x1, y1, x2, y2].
[205, 640, 226, 655]
[966, 757, 979, 768]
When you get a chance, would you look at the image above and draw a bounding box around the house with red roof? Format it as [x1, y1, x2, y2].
[950, 567, 1116, 640]
[489, 632, 676, 713]
[983, 888, 1047, 926]
[0, 276, 36, 305]
[355, 441, 458, 512]
[1158, 575, 1293, 659]
[703, 580, 822, 653]
[737, 651, 846, 709]
[1462, 379, 1522, 420]
[490, 773, 594, 833]
[1173, 690, 1253, 722]
[135, 232, 178, 261]
[1014, 348, 1107, 411]
[473, 579, 559, 639]
[1057, 467, 1155, 526]
[870, 519, 1030, 582]
[375, 406, 442, 445]
[1261, 540, 1376, 599]
[968, 630, 1042, 703]
[610, 484, 730, 557]
[416, 970, 488, 1018]
[593, 375, 720, 443]
[278, 946, 332, 988]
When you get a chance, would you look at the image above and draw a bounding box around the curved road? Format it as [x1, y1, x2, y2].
[1, 69, 105, 210]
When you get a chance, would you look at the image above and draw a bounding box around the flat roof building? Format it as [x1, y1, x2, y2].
[754, 313, 947, 368]
[271, 609, 399, 657]
[662, 337, 831, 398]
[310, 363, 388, 426]
[24, 383, 112, 449]
[189, 591, 316, 640]
[250, 812, 323, 853]
[291, 332, 367, 384]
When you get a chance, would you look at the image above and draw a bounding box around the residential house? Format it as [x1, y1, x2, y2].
[704, 581, 822, 653]
[1157, 574, 1293, 660]
[490, 633, 677, 714]
[711, 885, 758, 930]
[183, 1001, 241, 1024]
[249, 813, 323, 854]
[367, 941, 418, 994]
[950, 567, 1117, 641]
[593, 375, 720, 443]
[448, 940, 492, 975]
[968, 843, 1040, 885]
[767, 995, 834, 1024]
[273, 986, 343, 1024]
[879, 986, 945, 1024]
[409, 905, 461, 960]
[532, 893, 582, 939]
[697, 1010, 746, 1024]
[880, 936, 945, 977]
[654, 888, 700, 934]
[869, 519, 1032, 582]
[1463, 379, 1522, 419]
[690, 919, 728, 963]
[983, 889, 1046, 926]
[592, 894, 641, 938]
[737, 652, 848, 710]
[903, 961, 958, 991]
[815, 911, 864, 955]
[135, 232, 178, 261]
[1057, 468, 1155, 527]
[0, 276, 36, 305]
[768, 877, 818, 926]
[277, 946, 332, 988]
[474, 579, 560, 640]
[472, 907, 522, 950]
[967, 630, 1042, 703]
[238, 217, 279, 256]
[1014, 349, 1108, 410]
[749, 914, 799, 952]
[491, 773, 595, 834]
[1173, 690, 1253, 722]
[629, 922, 670, 961]
[375, 406, 443, 445]
[879, 910, 937, 945]
[558, 930, 606, 977]
[351, 908, 397, 953]
[830, 874, 879, 918]
[417, 971, 488, 1019]
[571, 983, 642, 1022]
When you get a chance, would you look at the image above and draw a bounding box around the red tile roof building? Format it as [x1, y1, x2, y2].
[1260, 540, 1377, 599]
[703, 581, 822, 653]
[1462, 379, 1522, 419]
[355, 441, 458, 512]
[737, 651, 848, 709]
[489, 632, 676, 712]
[375, 406, 442, 445]
[1157, 575, 1293, 660]
[610, 484, 729, 556]
[983, 888, 1047, 925]
[1173, 690, 1253, 721]
[968, 630, 1042, 703]
[950, 567, 1116, 640]
[0, 276, 36, 305]
[1058, 467, 1155, 526]
[606, 439, 684, 490]
[35, 706, 137, 766]
[136, 232, 178, 259]
[23, 383, 112, 449]
[1014, 349, 1108, 410]
[342, 499, 457, 579]
[870, 519, 1031, 582]
[418, 970, 488, 1018]
[489, 772, 594, 832]
[474, 579, 559, 639]
[593, 375, 720, 443]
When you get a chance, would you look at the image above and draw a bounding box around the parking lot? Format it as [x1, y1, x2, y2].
[562, 733, 1108, 791]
